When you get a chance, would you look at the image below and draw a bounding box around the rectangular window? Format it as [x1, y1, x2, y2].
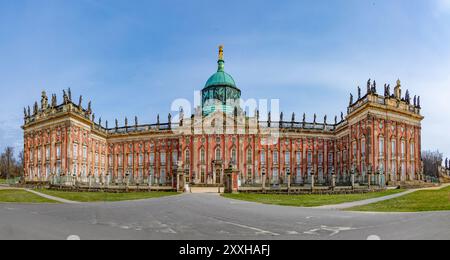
[260, 150, 266, 164]
[285, 151, 290, 165]
[307, 151, 312, 165]
[128, 154, 133, 166]
[150, 152, 155, 165]
[73, 144, 78, 160]
[392, 140, 396, 157]
[273, 151, 278, 164]
[296, 151, 301, 165]
[56, 145, 61, 159]
[118, 154, 123, 166]
[410, 143, 415, 158]
[139, 153, 143, 165]
[379, 137, 384, 157]
[318, 152, 323, 165]
[401, 141, 406, 159]
[46, 146, 50, 160]
[172, 152, 178, 165]
[361, 140, 366, 157]
[83, 146, 87, 160]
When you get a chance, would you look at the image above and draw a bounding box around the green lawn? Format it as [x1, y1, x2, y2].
[0, 189, 57, 203]
[35, 189, 179, 202]
[0, 179, 7, 184]
[350, 186, 450, 212]
[222, 189, 405, 207]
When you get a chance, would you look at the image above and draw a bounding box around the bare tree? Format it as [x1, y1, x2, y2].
[421, 150, 443, 178]
[0, 147, 21, 179]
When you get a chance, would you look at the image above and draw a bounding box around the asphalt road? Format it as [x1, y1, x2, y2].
[0, 193, 449, 240]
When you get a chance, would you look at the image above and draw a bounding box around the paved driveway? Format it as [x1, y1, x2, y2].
[1, 193, 449, 240]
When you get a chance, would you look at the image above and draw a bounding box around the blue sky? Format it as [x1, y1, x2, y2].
[1, 0, 450, 158]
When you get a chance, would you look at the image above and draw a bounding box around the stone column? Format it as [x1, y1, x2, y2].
[351, 173, 355, 189]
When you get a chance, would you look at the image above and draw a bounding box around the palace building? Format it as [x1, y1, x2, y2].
[22, 46, 424, 187]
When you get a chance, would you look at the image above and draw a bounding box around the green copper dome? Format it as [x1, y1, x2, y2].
[204, 60, 237, 88]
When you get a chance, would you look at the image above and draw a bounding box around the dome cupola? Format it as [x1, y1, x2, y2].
[202, 46, 241, 116]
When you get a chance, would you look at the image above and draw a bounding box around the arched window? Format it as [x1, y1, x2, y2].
[185, 150, 190, 164]
[215, 147, 221, 160]
[231, 148, 237, 164]
[200, 148, 206, 164]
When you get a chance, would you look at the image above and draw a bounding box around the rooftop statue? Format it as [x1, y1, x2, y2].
[33, 101, 38, 115]
[367, 79, 371, 94]
[358, 86, 361, 99]
[41, 91, 48, 110]
[349, 93, 354, 105]
[68, 88, 72, 101]
[78, 95, 83, 108]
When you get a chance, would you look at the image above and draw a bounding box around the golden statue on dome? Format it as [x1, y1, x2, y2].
[218, 45, 224, 60]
